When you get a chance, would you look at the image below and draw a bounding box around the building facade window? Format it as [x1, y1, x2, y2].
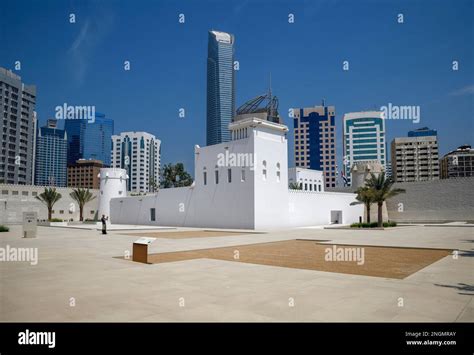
[215, 170, 219, 184]
[227, 168, 232, 183]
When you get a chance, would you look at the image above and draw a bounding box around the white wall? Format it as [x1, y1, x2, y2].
[110, 186, 363, 230]
[253, 125, 290, 229]
[288, 190, 363, 227]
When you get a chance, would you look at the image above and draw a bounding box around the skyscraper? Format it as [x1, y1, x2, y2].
[343, 111, 386, 186]
[292, 103, 337, 188]
[206, 30, 235, 146]
[111, 131, 161, 193]
[64, 112, 114, 166]
[35, 119, 68, 186]
[391, 128, 439, 182]
[0, 67, 37, 185]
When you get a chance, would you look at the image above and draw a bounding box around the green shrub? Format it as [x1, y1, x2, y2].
[351, 222, 378, 228]
[351, 221, 397, 228]
[0, 225, 9, 232]
[50, 218, 63, 222]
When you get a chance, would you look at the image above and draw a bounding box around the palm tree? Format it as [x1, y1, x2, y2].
[365, 172, 405, 227]
[35, 188, 62, 221]
[350, 186, 375, 223]
[70, 188, 96, 222]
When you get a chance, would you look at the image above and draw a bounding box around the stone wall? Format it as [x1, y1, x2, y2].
[328, 177, 474, 223]
[0, 184, 99, 224]
[386, 177, 474, 223]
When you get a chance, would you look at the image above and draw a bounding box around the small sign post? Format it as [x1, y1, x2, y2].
[22, 211, 37, 238]
[132, 237, 156, 264]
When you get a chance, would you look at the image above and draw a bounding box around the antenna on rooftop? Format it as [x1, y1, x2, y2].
[269, 72, 272, 99]
[268, 72, 274, 118]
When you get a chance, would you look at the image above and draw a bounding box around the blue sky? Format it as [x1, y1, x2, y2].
[1, 0, 473, 179]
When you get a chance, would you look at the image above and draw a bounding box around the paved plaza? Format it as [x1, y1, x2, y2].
[0, 224, 473, 322]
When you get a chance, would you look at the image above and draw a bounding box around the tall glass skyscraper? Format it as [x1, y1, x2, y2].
[343, 111, 386, 186]
[64, 113, 114, 166]
[206, 30, 235, 146]
[35, 119, 68, 186]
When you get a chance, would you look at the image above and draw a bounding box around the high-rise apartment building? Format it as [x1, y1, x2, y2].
[391, 129, 439, 182]
[64, 112, 113, 166]
[0, 68, 37, 184]
[111, 131, 161, 193]
[68, 159, 104, 189]
[343, 111, 386, 186]
[440, 145, 474, 179]
[35, 119, 68, 186]
[292, 103, 337, 188]
[206, 30, 235, 146]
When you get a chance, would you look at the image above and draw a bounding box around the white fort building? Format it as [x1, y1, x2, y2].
[101, 94, 363, 230]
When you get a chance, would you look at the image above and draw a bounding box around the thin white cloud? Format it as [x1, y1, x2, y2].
[70, 19, 90, 53]
[68, 20, 91, 84]
[67, 11, 114, 85]
[449, 84, 474, 96]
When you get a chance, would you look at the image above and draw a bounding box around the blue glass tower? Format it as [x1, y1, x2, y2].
[64, 112, 114, 166]
[206, 30, 235, 146]
[292, 104, 337, 188]
[35, 120, 68, 186]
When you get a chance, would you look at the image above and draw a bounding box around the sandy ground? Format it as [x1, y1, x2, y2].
[143, 239, 452, 279]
